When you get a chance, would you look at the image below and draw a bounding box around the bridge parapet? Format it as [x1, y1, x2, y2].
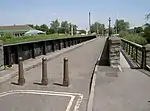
[109, 37, 121, 67]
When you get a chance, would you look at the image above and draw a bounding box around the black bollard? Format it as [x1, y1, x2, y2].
[18, 57, 25, 85]
[63, 57, 69, 87]
[41, 57, 48, 85]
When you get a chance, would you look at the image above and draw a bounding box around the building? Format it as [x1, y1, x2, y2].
[0, 25, 33, 37]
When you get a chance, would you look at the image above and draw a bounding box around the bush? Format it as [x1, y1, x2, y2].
[124, 34, 147, 45]
[119, 30, 129, 37]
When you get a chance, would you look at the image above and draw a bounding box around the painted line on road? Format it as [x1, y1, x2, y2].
[0, 90, 83, 111]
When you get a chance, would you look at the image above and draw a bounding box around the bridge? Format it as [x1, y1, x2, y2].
[0, 35, 150, 111]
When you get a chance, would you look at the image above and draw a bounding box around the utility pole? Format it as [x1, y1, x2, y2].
[116, 20, 118, 34]
[89, 12, 91, 34]
[108, 17, 111, 37]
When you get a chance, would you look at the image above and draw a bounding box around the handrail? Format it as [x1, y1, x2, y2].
[121, 38, 143, 48]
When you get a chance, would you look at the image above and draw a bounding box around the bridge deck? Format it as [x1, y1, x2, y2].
[0, 37, 106, 111]
[93, 66, 150, 111]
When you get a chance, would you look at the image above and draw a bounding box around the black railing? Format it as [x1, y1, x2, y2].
[4, 35, 96, 66]
[121, 39, 146, 69]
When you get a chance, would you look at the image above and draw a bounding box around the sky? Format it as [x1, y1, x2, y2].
[0, 0, 150, 29]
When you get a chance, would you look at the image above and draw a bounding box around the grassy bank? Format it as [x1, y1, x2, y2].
[0, 34, 87, 45]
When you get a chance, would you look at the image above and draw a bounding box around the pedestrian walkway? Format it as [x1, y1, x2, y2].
[93, 66, 150, 111]
[0, 37, 107, 111]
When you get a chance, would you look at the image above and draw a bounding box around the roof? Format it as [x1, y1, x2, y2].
[25, 30, 46, 35]
[0, 25, 34, 33]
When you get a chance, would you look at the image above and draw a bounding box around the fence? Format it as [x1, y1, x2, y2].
[4, 35, 96, 66]
[121, 38, 149, 69]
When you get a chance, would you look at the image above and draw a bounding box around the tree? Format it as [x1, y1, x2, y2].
[106, 27, 115, 35]
[40, 24, 49, 32]
[114, 19, 129, 33]
[61, 21, 69, 34]
[145, 13, 150, 22]
[58, 27, 66, 34]
[47, 28, 55, 34]
[79, 30, 86, 34]
[90, 22, 105, 34]
[134, 27, 143, 34]
[34, 25, 40, 30]
[28, 24, 34, 28]
[50, 19, 60, 33]
[143, 24, 150, 42]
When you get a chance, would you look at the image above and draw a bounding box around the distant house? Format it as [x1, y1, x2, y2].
[0, 25, 34, 37]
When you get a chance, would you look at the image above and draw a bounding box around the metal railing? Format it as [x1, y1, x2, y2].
[4, 35, 96, 66]
[121, 39, 146, 69]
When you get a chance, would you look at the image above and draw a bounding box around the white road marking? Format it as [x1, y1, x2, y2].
[74, 94, 83, 111]
[0, 90, 83, 111]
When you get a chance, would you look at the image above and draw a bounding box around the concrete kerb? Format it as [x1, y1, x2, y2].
[0, 38, 97, 83]
[86, 55, 101, 111]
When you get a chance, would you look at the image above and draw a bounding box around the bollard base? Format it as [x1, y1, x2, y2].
[18, 78, 25, 86]
[41, 79, 48, 85]
[63, 81, 69, 87]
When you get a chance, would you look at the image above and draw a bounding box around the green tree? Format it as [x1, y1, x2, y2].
[134, 27, 143, 34]
[79, 30, 86, 34]
[61, 21, 69, 34]
[40, 24, 49, 32]
[47, 28, 55, 34]
[50, 19, 60, 33]
[90, 22, 105, 34]
[114, 19, 129, 33]
[143, 24, 150, 42]
[28, 24, 34, 28]
[34, 25, 40, 30]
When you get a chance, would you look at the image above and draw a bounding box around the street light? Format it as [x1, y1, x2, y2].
[108, 17, 111, 37]
[89, 12, 91, 34]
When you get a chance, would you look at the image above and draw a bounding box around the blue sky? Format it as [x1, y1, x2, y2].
[0, 0, 150, 29]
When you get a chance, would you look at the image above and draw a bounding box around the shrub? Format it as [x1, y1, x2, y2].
[124, 34, 147, 45]
[119, 30, 129, 37]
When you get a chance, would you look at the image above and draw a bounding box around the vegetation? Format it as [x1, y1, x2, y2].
[0, 34, 85, 45]
[0, 19, 89, 44]
[28, 19, 77, 35]
[123, 34, 147, 45]
[114, 19, 129, 34]
[116, 14, 150, 45]
[90, 22, 105, 34]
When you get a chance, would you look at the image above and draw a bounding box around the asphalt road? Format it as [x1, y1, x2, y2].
[0, 37, 107, 111]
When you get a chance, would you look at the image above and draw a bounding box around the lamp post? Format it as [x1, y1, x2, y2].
[89, 12, 91, 34]
[108, 17, 111, 37]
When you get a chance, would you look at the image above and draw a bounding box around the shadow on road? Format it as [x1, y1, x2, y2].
[33, 82, 44, 85]
[11, 82, 20, 85]
[53, 83, 64, 87]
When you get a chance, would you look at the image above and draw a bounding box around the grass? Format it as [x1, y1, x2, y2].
[0, 34, 88, 45]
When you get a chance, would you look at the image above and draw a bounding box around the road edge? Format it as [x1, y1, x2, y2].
[86, 54, 101, 111]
